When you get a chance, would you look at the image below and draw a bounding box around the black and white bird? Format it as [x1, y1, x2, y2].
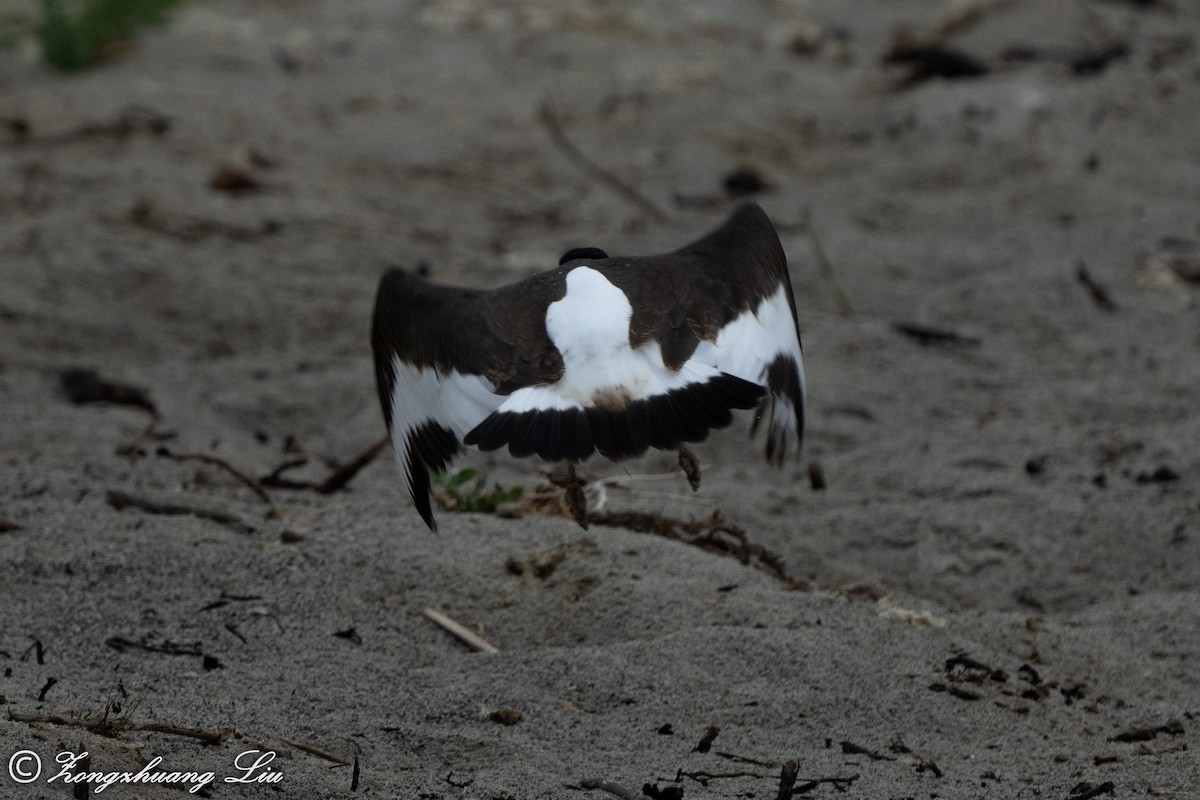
[371, 202, 805, 530]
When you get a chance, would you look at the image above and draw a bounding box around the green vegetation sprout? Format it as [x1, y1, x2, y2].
[11, 0, 184, 71]
[432, 468, 524, 515]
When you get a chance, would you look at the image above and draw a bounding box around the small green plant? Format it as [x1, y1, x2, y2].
[36, 0, 181, 71]
[432, 468, 524, 514]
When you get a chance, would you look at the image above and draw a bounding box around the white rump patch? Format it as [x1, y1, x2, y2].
[514, 267, 721, 415]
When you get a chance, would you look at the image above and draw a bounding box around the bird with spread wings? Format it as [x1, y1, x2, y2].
[371, 203, 805, 529]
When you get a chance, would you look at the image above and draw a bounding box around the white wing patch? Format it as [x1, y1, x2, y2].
[693, 283, 804, 387]
[387, 357, 499, 494]
[495, 385, 582, 414]
[692, 283, 806, 456]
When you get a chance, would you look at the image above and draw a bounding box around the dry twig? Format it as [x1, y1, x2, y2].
[279, 738, 351, 765]
[539, 100, 667, 221]
[9, 709, 223, 745]
[61, 368, 157, 416]
[1068, 782, 1115, 800]
[694, 725, 721, 753]
[422, 608, 499, 654]
[157, 447, 277, 512]
[776, 760, 798, 800]
[677, 769, 766, 786]
[1077, 262, 1117, 312]
[105, 636, 202, 656]
[794, 774, 859, 793]
[840, 740, 894, 761]
[260, 437, 388, 494]
[578, 778, 642, 800]
[892, 321, 981, 347]
[585, 509, 807, 590]
[315, 437, 389, 493]
[800, 210, 852, 315]
[106, 490, 255, 535]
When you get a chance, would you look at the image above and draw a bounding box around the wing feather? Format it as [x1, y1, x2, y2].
[371, 269, 548, 529]
[595, 203, 806, 462]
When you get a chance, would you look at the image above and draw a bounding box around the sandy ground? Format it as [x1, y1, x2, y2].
[2, 0, 1199, 797]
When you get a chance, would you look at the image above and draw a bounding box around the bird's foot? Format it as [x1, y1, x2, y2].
[564, 462, 588, 529]
[678, 446, 701, 491]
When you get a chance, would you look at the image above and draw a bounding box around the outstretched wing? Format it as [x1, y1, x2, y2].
[463, 262, 767, 465]
[373, 203, 805, 529]
[596, 203, 806, 463]
[370, 269, 562, 529]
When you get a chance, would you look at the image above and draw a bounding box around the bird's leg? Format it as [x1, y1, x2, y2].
[678, 446, 701, 491]
[563, 461, 589, 529]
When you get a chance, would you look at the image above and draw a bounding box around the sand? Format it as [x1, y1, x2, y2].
[1, 0, 1197, 797]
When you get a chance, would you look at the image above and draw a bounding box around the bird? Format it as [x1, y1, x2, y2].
[371, 202, 805, 530]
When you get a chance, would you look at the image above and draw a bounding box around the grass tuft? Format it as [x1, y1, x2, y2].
[36, 0, 181, 71]
[432, 468, 524, 514]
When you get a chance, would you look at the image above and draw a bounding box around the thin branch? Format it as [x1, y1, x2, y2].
[591, 470, 686, 486]
[539, 99, 667, 221]
[316, 437, 389, 493]
[60, 367, 158, 416]
[800, 210, 852, 316]
[106, 490, 255, 535]
[105, 636, 202, 656]
[840, 740, 894, 761]
[1068, 783, 1115, 800]
[584, 509, 807, 590]
[891, 322, 981, 347]
[1076, 261, 1117, 312]
[776, 760, 798, 800]
[136, 723, 225, 745]
[157, 447, 277, 513]
[9, 709, 223, 745]
[715, 751, 778, 767]
[794, 774, 859, 794]
[279, 738, 351, 765]
[258, 458, 310, 488]
[677, 769, 768, 785]
[422, 608, 499, 654]
[259, 437, 388, 494]
[578, 779, 642, 800]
